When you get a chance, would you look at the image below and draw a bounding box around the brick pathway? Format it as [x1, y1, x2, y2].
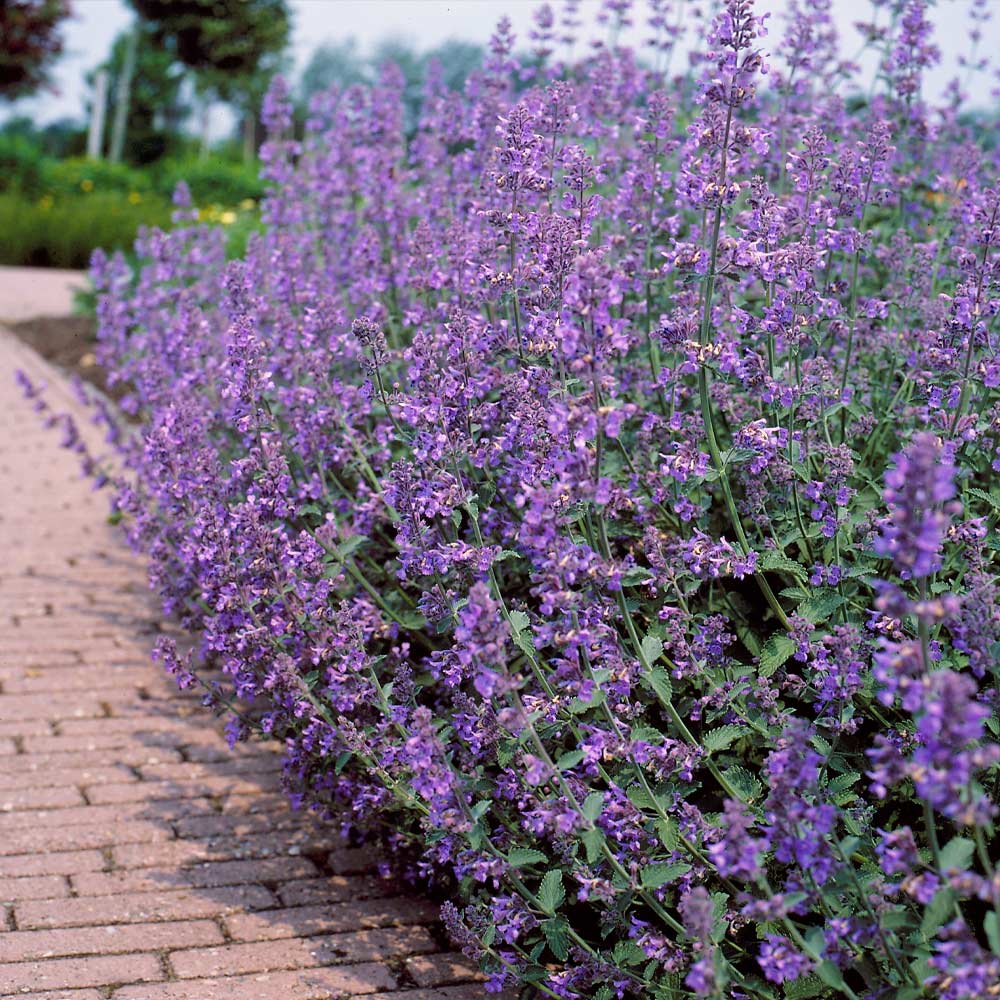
[0, 325, 489, 998]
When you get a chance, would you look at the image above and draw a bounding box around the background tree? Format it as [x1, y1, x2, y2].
[0, 0, 71, 101]
[86, 23, 189, 164]
[128, 0, 290, 160]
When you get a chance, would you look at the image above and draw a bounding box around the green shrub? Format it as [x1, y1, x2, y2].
[0, 134, 45, 196]
[153, 157, 264, 207]
[0, 191, 171, 269]
[40, 157, 152, 198]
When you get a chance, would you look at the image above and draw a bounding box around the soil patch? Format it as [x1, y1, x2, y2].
[6, 314, 115, 397]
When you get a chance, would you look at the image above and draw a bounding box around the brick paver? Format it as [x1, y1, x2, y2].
[0, 321, 492, 997]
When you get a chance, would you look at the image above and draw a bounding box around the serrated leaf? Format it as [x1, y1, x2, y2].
[646, 668, 673, 705]
[507, 848, 548, 867]
[797, 592, 846, 624]
[641, 634, 663, 665]
[641, 861, 691, 889]
[657, 816, 679, 851]
[938, 836, 975, 873]
[557, 749, 585, 771]
[509, 610, 536, 656]
[582, 791, 604, 822]
[537, 869, 565, 914]
[724, 764, 764, 803]
[758, 549, 810, 584]
[542, 916, 570, 960]
[920, 887, 956, 937]
[759, 634, 797, 677]
[620, 566, 654, 587]
[702, 724, 750, 754]
[582, 826, 605, 863]
[630, 725, 666, 745]
[966, 486, 1000, 511]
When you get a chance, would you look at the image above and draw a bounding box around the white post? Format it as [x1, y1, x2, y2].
[86, 68, 108, 159]
[108, 26, 139, 164]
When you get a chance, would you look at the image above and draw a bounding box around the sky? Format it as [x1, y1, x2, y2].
[5, 0, 999, 131]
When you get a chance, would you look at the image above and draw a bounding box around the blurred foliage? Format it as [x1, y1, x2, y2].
[0, 191, 171, 269]
[87, 24, 189, 165]
[0, 0, 70, 100]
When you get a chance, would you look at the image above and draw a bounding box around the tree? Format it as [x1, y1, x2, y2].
[87, 23, 189, 164]
[128, 0, 290, 159]
[298, 39, 366, 106]
[0, 0, 71, 101]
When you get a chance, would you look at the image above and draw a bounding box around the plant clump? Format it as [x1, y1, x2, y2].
[37, 1, 1000, 997]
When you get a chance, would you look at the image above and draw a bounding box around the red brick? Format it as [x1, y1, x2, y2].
[174, 810, 314, 840]
[407, 952, 486, 988]
[366, 989, 497, 1000]
[276, 875, 390, 908]
[137, 758, 282, 782]
[112, 831, 325, 870]
[0, 748, 182, 775]
[0, 786, 84, 812]
[89, 775, 271, 805]
[224, 898, 440, 942]
[0, 765, 135, 791]
[0, 919, 223, 962]
[0, 719, 52, 738]
[16, 884, 275, 929]
[1, 666, 151, 693]
[327, 845, 377, 874]
[111, 963, 395, 1000]
[73, 856, 319, 897]
[22, 730, 186, 754]
[0, 693, 110, 721]
[170, 925, 436, 978]
[0, 875, 68, 902]
[0, 952, 162, 992]
[0, 850, 105, 878]
[0, 991, 105, 1000]
[0, 796, 215, 832]
[0, 819, 169, 856]
[58, 716, 197, 737]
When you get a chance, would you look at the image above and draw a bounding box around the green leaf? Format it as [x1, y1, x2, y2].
[507, 848, 548, 867]
[920, 888, 956, 937]
[537, 870, 565, 914]
[657, 816, 679, 851]
[509, 610, 536, 657]
[814, 960, 848, 991]
[797, 592, 846, 624]
[759, 634, 797, 677]
[966, 486, 1000, 511]
[647, 668, 673, 705]
[641, 861, 691, 889]
[938, 836, 975, 873]
[542, 916, 570, 960]
[641, 634, 664, 665]
[702, 724, 750, 754]
[758, 549, 810, 584]
[582, 791, 604, 822]
[620, 566, 654, 587]
[986, 911, 1000, 956]
[582, 826, 605, 863]
[557, 749, 585, 771]
[723, 765, 764, 803]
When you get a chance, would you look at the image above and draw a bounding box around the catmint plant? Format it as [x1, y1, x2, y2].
[31, 1, 1000, 997]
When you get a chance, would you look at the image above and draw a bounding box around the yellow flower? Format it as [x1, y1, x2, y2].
[239, 198, 256, 210]
[80, 179, 94, 192]
[220, 210, 237, 225]
[128, 191, 142, 205]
